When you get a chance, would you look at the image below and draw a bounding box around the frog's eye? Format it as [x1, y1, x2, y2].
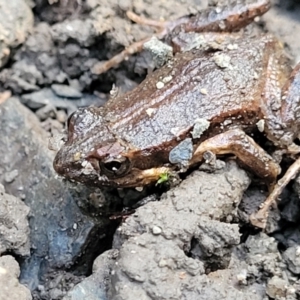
[100, 157, 131, 178]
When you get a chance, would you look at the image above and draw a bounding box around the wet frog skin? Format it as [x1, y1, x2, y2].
[54, 0, 300, 222]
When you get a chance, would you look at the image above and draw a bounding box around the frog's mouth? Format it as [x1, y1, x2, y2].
[96, 166, 172, 188]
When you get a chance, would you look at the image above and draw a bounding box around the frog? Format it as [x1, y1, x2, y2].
[53, 0, 300, 228]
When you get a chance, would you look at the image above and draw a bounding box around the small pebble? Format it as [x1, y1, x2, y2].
[36, 103, 57, 121]
[169, 138, 193, 165]
[227, 44, 238, 50]
[56, 110, 68, 123]
[146, 108, 156, 117]
[192, 118, 210, 139]
[162, 76, 172, 83]
[156, 81, 165, 89]
[200, 88, 208, 95]
[256, 119, 265, 132]
[4, 170, 19, 183]
[143, 36, 173, 68]
[213, 53, 231, 68]
[152, 226, 162, 235]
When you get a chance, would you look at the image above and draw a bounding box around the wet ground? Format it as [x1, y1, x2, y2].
[1, 0, 300, 299]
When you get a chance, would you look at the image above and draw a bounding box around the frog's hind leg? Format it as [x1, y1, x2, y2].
[191, 129, 284, 227]
[191, 128, 281, 183]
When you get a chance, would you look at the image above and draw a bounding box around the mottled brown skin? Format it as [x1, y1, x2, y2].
[54, 0, 300, 189]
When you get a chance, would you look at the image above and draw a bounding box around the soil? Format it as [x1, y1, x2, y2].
[1, 0, 300, 300]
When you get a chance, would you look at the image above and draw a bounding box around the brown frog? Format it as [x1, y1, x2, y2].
[53, 0, 300, 228]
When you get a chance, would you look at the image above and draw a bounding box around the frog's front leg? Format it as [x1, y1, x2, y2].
[190, 128, 281, 183]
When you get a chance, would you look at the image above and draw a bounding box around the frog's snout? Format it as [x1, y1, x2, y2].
[53, 153, 64, 176]
[53, 149, 73, 177]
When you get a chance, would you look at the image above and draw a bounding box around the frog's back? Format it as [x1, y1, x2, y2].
[106, 35, 288, 150]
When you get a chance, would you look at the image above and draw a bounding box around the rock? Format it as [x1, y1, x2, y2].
[3, 169, 19, 183]
[0, 184, 30, 256]
[0, 98, 116, 291]
[266, 276, 288, 299]
[0, 23, 66, 94]
[56, 110, 68, 124]
[51, 19, 98, 47]
[143, 37, 173, 68]
[0, 256, 32, 300]
[169, 138, 193, 166]
[0, 0, 33, 68]
[35, 103, 57, 121]
[262, 2, 300, 63]
[293, 174, 300, 200]
[281, 194, 300, 223]
[233, 232, 300, 299]
[239, 233, 284, 278]
[283, 246, 300, 275]
[51, 84, 82, 99]
[23, 22, 54, 53]
[21, 88, 104, 115]
[190, 218, 240, 271]
[62, 250, 119, 300]
[21, 88, 77, 112]
[238, 188, 267, 220]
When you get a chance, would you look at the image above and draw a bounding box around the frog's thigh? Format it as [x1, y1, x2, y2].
[192, 129, 280, 182]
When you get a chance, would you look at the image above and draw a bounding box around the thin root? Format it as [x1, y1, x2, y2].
[126, 11, 167, 29]
[92, 11, 173, 75]
[91, 37, 153, 75]
[250, 157, 300, 229]
[0, 91, 11, 104]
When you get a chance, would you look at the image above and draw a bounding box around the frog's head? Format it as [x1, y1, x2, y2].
[53, 107, 170, 187]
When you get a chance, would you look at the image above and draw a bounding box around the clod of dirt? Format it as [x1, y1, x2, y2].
[0, 184, 30, 256]
[283, 245, 300, 275]
[263, 0, 300, 63]
[0, 256, 32, 300]
[51, 84, 82, 99]
[234, 233, 299, 300]
[62, 249, 119, 300]
[143, 37, 173, 68]
[51, 19, 99, 47]
[266, 276, 289, 299]
[107, 161, 251, 299]
[0, 0, 33, 68]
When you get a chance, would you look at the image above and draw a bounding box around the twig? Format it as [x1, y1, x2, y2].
[126, 11, 167, 29]
[91, 37, 152, 75]
[91, 11, 173, 75]
[250, 157, 300, 228]
[0, 91, 11, 105]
